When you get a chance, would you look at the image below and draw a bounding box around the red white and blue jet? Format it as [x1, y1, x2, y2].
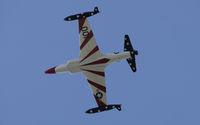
[45, 7, 138, 114]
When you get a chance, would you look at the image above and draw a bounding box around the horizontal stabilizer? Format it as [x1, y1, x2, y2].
[85, 104, 121, 114]
[124, 35, 138, 72]
[64, 7, 99, 21]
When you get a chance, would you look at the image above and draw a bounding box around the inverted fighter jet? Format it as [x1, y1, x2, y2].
[45, 7, 138, 114]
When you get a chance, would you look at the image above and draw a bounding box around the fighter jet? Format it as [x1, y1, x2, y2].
[45, 7, 138, 114]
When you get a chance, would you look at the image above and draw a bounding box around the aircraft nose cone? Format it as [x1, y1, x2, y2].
[45, 67, 56, 74]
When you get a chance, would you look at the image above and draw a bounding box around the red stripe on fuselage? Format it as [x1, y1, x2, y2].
[81, 58, 110, 66]
[79, 18, 86, 33]
[87, 80, 106, 92]
[94, 95, 106, 106]
[81, 69, 105, 77]
[80, 31, 93, 50]
[80, 46, 99, 63]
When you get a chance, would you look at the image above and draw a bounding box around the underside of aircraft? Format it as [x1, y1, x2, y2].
[45, 7, 138, 114]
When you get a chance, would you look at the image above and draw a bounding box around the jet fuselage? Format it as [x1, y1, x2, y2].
[45, 52, 131, 74]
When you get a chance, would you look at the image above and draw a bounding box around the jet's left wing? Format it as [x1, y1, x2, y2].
[81, 66, 107, 107]
[64, 7, 102, 65]
[78, 18, 102, 65]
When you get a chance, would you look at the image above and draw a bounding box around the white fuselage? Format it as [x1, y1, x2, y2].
[55, 51, 131, 74]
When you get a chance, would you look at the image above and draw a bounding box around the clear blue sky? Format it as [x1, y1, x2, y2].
[1, 0, 200, 125]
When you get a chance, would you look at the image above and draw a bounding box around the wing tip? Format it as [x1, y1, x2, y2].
[85, 104, 122, 114]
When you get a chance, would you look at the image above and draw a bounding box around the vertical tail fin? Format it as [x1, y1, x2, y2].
[94, 7, 99, 13]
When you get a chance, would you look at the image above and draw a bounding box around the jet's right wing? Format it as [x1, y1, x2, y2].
[81, 66, 107, 107]
[81, 66, 121, 114]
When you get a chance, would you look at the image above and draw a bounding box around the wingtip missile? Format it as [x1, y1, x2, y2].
[85, 104, 121, 114]
[64, 7, 99, 21]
